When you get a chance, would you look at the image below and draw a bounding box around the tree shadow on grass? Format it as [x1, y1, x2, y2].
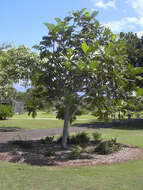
[73, 119, 143, 130]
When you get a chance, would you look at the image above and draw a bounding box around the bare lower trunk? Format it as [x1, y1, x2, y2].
[62, 105, 70, 149]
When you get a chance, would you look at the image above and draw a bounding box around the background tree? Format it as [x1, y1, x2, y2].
[0, 44, 40, 106]
[119, 32, 143, 87]
[31, 9, 135, 148]
[119, 32, 143, 116]
[119, 32, 143, 68]
[5, 45, 40, 84]
[0, 44, 11, 87]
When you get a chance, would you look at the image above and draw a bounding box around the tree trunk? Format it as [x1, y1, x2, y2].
[62, 105, 70, 149]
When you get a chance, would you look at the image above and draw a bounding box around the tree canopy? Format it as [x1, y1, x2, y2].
[28, 9, 137, 148]
[0, 44, 40, 102]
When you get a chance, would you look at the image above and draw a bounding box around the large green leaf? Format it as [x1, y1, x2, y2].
[89, 60, 99, 69]
[136, 88, 143, 96]
[81, 42, 89, 53]
[78, 60, 85, 69]
[128, 64, 143, 75]
[55, 17, 61, 23]
[44, 23, 55, 32]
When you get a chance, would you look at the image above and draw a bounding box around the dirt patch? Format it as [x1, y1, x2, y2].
[0, 140, 143, 166]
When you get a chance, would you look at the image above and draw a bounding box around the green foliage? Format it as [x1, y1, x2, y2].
[0, 86, 17, 104]
[69, 145, 83, 159]
[56, 132, 90, 145]
[137, 88, 143, 96]
[81, 42, 89, 53]
[45, 136, 54, 143]
[40, 136, 54, 144]
[119, 32, 143, 90]
[33, 9, 131, 114]
[27, 91, 44, 118]
[71, 132, 90, 145]
[43, 150, 56, 157]
[56, 103, 82, 124]
[0, 105, 14, 120]
[95, 138, 121, 155]
[11, 140, 32, 149]
[0, 44, 11, 87]
[39, 138, 47, 144]
[11, 147, 18, 154]
[0, 44, 40, 90]
[5, 45, 40, 84]
[120, 32, 143, 68]
[27, 88, 52, 118]
[56, 135, 63, 144]
[92, 132, 102, 143]
[31, 9, 136, 147]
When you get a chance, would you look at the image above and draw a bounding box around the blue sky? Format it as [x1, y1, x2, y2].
[1, 0, 143, 91]
[1, 0, 143, 49]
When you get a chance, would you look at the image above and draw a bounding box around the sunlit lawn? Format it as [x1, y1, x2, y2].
[0, 118, 143, 189]
[0, 158, 143, 190]
[0, 119, 63, 130]
[12, 111, 95, 120]
[0, 118, 95, 130]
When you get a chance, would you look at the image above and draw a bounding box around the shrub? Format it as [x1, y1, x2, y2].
[0, 105, 14, 120]
[69, 145, 83, 159]
[12, 140, 32, 149]
[40, 136, 54, 144]
[45, 136, 54, 143]
[39, 138, 47, 144]
[95, 138, 121, 155]
[11, 147, 18, 155]
[56, 135, 67, 144]
[70, 132, 90, 145]
[92, 132, 102, 143]
[43, 150, 56, 157]
[56, 132, 90, 145]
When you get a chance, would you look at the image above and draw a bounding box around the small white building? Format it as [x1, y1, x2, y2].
[12, 100, 24, 115]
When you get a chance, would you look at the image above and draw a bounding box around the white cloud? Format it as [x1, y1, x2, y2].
[127, 0, 143, 27]
[136, 31, 143, 38]
[138, 17, 143, 26]
[90, 0, 116, 10]
[125, 17, 138, 24]
[90, 0, 143, 32]
[104, 16, 139, 32]
[104, 21, 122, 32]
[131, 0, 143, 16]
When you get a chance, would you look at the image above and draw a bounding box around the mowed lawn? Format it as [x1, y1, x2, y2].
[0, 119, 64, 130]
[0, 118, 143, 189]
[0, 119, 143, 190]
[0, 119, 94, 130]
[12, 111, 95, 120]
[0, 129, 143, 190]
[0, 118, 94, 130]
[0, 159, 143, 190]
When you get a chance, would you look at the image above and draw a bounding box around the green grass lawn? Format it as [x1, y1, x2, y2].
[0, 118, 95, 130]
[12, 111, 95, 120]
[0, 119, 143, 189]
[0, 159, 143, 190]
[13, 111, 57, 119]
[0, 119, 64, 130]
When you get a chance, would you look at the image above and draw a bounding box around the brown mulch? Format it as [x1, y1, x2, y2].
[0, 139, 143, 166]
[0, 127, 143, 166]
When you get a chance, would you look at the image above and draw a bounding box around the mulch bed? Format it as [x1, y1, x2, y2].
[0, 126, 143, 166]
[0, 139, 143, 166]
